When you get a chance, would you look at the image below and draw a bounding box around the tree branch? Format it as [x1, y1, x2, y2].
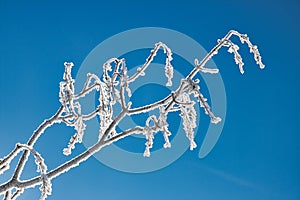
[0, 30, 264, 199]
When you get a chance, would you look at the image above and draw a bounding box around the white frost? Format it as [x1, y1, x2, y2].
[0, 30, 265, 200]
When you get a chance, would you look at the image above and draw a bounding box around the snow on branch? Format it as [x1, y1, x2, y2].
[128, 42, 174, 86]
[0, 30, 264, 199]
[0, 144, 50, 200]
[16, 144, 51, 200]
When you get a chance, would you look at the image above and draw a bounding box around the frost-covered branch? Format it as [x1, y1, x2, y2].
[129, 42, 174, 86]
[1, 144, 50, 200]
[16, 144, 51, 200]
[0, 30, 264, 199]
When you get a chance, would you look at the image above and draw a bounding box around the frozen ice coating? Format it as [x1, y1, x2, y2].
[226, 41, 245, 74]
[179, 93, 197, 150]
[63, 116, 86, 156]
[0, 30, 264, 199]
[128, 42, 174, 86]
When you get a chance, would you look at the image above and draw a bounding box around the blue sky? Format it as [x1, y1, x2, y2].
[0, 0, 299, 199]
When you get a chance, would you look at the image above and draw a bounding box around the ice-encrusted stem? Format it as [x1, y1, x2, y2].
[128, 42, 174, 86]
[12, 106, 64, 181]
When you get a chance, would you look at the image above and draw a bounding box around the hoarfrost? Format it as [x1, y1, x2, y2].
[0, 30, 264, 199]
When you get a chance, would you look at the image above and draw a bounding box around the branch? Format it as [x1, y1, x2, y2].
[16, 144, 51, 200]
[12, 106, 64, 181]
[128, 42, 174, 86]
[0, 30, 264, 199]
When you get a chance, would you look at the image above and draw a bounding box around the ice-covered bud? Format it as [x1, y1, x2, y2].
[211, 116, 222, 124]
[240, 34, 248, 44]
[63, 62, 74, 80]
[137, 67, 145, 76]
[63, 148, 71, 156]
[64, 62, 74, 68]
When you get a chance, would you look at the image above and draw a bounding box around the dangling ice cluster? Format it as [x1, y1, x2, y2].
[185, 78, 221, 124]
[159, 107, 172, 148]
[143, 126, 154, 157]
[223, 40, 245, 74]
[59, 63, 88, 156]
[178, 93, 197, 150]
[141, 107, 173, 157]
[63, 112, 86, 156]
[217, 31, 265, 74]
[59, 62, 75, 115]
[239, 33, 265, 69]
[157, 42, 174, 87]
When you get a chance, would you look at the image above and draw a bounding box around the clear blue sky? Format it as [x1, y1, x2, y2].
[0, 0, 299, 199]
